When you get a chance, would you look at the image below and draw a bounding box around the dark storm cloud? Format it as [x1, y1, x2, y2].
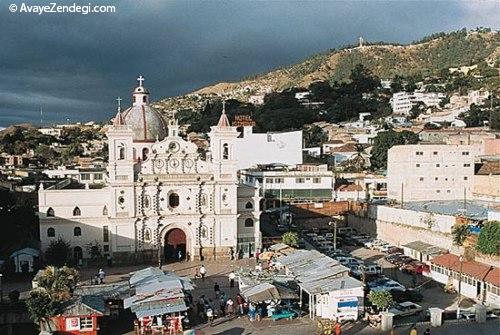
[0, 0, 498, 126]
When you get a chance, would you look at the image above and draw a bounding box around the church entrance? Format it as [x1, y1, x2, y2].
[164, 228, 187, 262]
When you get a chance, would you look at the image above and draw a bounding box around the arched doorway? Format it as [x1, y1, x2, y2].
[164, 228, 186, 262]
[74, 246, 83, 266]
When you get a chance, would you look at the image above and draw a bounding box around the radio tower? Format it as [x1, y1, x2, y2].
[359, 36, 364, 48]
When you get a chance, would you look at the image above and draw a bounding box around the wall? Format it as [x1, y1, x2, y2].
[473, 174, 500, 202]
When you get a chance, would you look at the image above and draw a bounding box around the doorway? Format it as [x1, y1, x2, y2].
[164, 228, 187, 262]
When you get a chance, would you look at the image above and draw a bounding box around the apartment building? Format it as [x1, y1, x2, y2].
[391, 91, 445, 115]
[387, 144, 475, 202]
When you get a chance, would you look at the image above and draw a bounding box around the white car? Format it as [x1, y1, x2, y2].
[369, 279, 406, 292]
[388, 302, 423, 317]
[337, 257, 364, 267]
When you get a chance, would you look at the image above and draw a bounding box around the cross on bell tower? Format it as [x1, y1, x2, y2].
[116, 97, 122, 112]
[137, 75, 145, 87]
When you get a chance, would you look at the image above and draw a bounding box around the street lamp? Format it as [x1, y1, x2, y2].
[457, 255, 464, 319]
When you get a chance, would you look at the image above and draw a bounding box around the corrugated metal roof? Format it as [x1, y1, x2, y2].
[402, 200, 494, 220]
[402, 241, 447, 255]
[300, 276, 363, 295]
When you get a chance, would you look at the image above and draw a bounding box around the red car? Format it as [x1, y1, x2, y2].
[402, 262, 429, 275]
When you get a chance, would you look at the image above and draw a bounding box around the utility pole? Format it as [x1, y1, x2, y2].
[457, 255, 464, 319]
[333, 220, 338, 251]
[400, 183, 404, 208]
[157, 223, 163, 269]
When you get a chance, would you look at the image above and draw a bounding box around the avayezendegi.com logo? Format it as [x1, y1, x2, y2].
[9, 2, 116, 15]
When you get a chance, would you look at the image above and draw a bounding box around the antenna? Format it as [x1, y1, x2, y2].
[40, 107, 43, 127]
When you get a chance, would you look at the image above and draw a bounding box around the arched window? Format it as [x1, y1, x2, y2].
[47, 207, 55, 217]
[133, 96, 136, 103]
[47, 227, 55, 237]
[102, 206, 108, 216]
[119, 146, 125, 160]
[200, 226, 208, 239]
[142, 96, 147, 103]
[222, 143, 229, 159]
[244, 218, 254, 227]
[73, 207, 81, 216]
[245, 201, 253, 209]
[169, 193, 180, 208]
[74, 226, 82, 236]
[143, 195, 151, 209]
[142, 148, 149, 160]
[144, 228, 151, 242]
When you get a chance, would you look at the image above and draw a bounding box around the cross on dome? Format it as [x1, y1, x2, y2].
[137, 75, 145, 87]
[116, 97, 122, 112]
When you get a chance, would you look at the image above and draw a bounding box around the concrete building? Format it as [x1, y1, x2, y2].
[42, 167, 107, 185]
[240, 164, 334, 205]
[391, 91, 445, 115]
[38, 77, 261, 264]
[387, 144, 475, 202]
[39, 127, 63, 138]
[232, 122, 302, 170]
[334, 184, 365, 201]
[10, 247, 40, 273]
[472, 159, 500, 202]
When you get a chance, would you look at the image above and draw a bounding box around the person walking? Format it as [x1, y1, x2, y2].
[228, 271, 236, 288]
[178, 249, 183, 262]
[409, 326, 418, 335]
[225, 298, 234, 316]
[214, 282, 220, 297]
[199, 264, 206, 281]
[236, 294, 244, 315]
[334, 321, 342, 335]
[98, 268, 106, 284]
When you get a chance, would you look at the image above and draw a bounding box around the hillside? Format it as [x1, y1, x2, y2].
[154, 30, 499, 112]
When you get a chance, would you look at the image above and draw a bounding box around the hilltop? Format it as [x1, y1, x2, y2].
[154, 29, 499, 113]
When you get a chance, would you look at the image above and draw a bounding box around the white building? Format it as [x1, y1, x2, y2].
[10, 247, 40, 273]
[39, 127, 63, 138]
[468, 89, 490, 106]
[233, 125, 302, 170]
[391, 91, 445, 115]
[38, 77, 261, 264]
[387, 144, 476, 202]
[240, 164, 334, 205]
[42, 166, 107, 185]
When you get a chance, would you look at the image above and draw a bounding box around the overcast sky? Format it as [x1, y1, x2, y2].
[0, 0, 498, 127]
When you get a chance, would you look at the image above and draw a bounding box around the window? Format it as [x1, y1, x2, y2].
[102, 206, 108, 216]
[81, 173, 91, 181]
[464, 176, 468, 180]
[142, 147, 149, 160]
[200, 194, 208, 207]
[435, 177, 438, 181]
[80, 317, 93, 330]
[74, 227, 81, 236]
[436, 190, 441, 193]
[200, 226, 208, 239]
[462, 151, 469, 156]
[103, 245, 109, 252]
[296, 178, 305, 184]
[266, 178, 273, 184]
[313, 177, 321, 183]
[47, 207, 55, 217]
[436, 164, 440, 167]
[103, 226, 109, 243]
[94, 174, 103, 180]
[119, 146, 125, 160]
[463, 163, 471, 167]
[244, 218, 254, 227]
[222, 143, 229, 160]
[274, 178, 284, 183]
[133, 96, 136, 103]
[419, 177, 424, 181]
[143, 195, 151, 209]
[144, 228, 151, 242]
[416, 151, 423, 156]
[245, 201, 253, 209]
[433, 151, 438, 155]
[73, 207, 81, 216]
[142, 96, 147, 103]
[169, 193, 180, 208]
[47, 227, 55, 237]
[416, 164, 420, 167]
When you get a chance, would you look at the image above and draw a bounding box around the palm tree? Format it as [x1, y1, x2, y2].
[452, 224, 470, 247]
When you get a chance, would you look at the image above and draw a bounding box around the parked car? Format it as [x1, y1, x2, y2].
[388, 247, 403, 254]
[388, 301, 423, 317]
[337, 257, 364, 267]
[376, 244, 394, 253]
[385, 254, 403, 264]
[394, 256, 413, 267]
[369, 279, 406, 292]
[401, 262, 430, 275]
[351, 264, 382, 277]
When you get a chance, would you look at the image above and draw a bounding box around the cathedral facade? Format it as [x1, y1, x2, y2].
[38, 78, 261, 264]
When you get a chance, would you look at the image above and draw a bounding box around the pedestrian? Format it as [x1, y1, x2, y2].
[335, 321, 342, 335]
[219, 293, 226, 316]
[255, 248, 260, 263]
[225, 298, 234, 315]
[229, 247, 234, 260]
[98, 268, 106, 284]
[206, 306, 213, 325]
[423, 328, 430, 335]
[228, 271, 236, 288]
[256, 304, 262, 322]
[255, 262, 262, 271]
[214, 282, 220, 297]
[409, 325, 418, 335]
[199, 264, 206, 281]
[334, 322, 341, 335]
[236, 294, 244, 315]
[178, 249, 183, 262]
[248, 303, 256, 321]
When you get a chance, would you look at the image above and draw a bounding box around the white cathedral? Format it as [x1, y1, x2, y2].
[38, 77, 261, 264]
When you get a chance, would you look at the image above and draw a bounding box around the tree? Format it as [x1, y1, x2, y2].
[26, 288, 60, 327]
[35, 266, 79, 302]
[476, 221, 500, 255]
[303, 125, 328, 147]
[45, 238, 71, 266]
[86, 240, 102, 261]
[368, 290, 393, 311]
[452, 224, 470, 247]
[370, 130, 419, 170]
[282, 232, 299, 248]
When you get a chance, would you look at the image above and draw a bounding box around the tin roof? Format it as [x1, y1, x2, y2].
[431, 254, 498, 285]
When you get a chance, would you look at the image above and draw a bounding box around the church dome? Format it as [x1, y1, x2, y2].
[117, 76, 168, 142]
[121, 104, 168, 141]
